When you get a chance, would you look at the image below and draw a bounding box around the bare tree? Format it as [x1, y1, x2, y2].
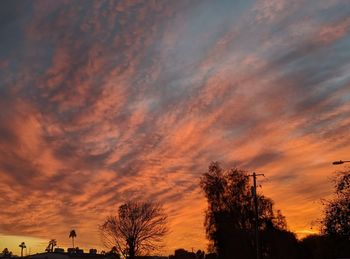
[100, 201, 168, 259]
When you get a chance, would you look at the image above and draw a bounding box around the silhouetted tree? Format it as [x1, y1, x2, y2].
[100, 201, 168, 259]
[110, 247, 117, 254]
[299, 233, 350, 259]
[69, 230, 77, 248]
[1, 248, 12, 257]
[299, 170, 350, 258]
[169, 249, 196, 259]
[200, 162, 298, 259]
[321, 170, 349, 237]
[204, 253, 217, 259]
[45, 239, 57, 252]
[19, 242, 26, 257]
[260, 221, 299, 259]
[196, 249, 205, 259]
[168, 249, 207, 259]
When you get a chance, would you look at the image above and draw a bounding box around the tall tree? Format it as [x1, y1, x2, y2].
[200, 162, 296, 259]
[19, 242, 26, 257]
[100, 201, 168, 259]
[321, 170, 350, 237]
[69, 230, 77, 248]
[301, 170, 350, 259]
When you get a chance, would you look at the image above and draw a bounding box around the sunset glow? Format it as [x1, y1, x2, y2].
[1, 0, 350, 256]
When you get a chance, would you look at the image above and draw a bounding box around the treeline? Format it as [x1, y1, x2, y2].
[199, 162, 349, 259]
[2, 162, 347, 259]
[169, 249, 215, 259]
[169, 236, 349, 259]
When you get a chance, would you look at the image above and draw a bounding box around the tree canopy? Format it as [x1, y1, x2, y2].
[322, 170, 350, 237]
[200, 162, 298, 259]
[100, 201, 168, 259]
[45, 239, 57, 252]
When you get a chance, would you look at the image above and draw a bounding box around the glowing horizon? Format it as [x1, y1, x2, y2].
[0, 0, 350, 256]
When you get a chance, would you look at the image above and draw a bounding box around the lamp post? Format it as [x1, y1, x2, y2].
[332, 160, 350, 165]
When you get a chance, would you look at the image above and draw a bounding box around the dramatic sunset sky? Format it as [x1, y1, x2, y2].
[1, 0, 350, 256]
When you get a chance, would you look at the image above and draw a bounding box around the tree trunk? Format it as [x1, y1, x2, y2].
[128, 245, 135, 259]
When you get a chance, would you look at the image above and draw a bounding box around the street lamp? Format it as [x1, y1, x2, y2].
[332, 160, 350, 165]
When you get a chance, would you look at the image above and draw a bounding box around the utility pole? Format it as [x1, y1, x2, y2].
[249, 172, 264, 259]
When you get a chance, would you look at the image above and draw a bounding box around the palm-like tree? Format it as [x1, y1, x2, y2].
[46, 239, 57, 252]
[69, 230, 77, 248]
[2, 248, 10, 256]
[19, 242, 26, 257]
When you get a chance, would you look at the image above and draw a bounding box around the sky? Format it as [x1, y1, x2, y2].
[0, 0, 350, 256]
